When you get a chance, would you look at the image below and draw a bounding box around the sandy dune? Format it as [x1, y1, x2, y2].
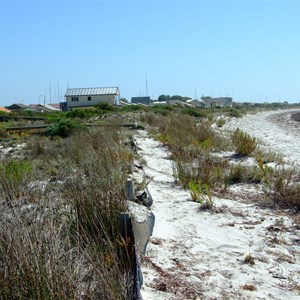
[223, 109, 300, 167]
[137, 109, 300, 300]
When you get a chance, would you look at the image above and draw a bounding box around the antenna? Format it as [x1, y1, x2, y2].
[146, 74, 148, 97]
[57, 81, 60, 103]
[49, 82, 52, 104]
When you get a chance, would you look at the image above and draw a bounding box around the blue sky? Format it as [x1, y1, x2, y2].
[0, 0, 299, 105]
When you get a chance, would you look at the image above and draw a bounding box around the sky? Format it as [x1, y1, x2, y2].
[0, 0, 300, 106]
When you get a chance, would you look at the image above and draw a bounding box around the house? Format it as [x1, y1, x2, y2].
[64, 87, 120, 111]
[131, 96, 151, 105]
[186, 99, 207, 108]
[166, 99, 186, 106]
[29, 104, 60, 112]
[0, 107, 11, 113]
[5, 103, 31, 111]
[201, 97, 233, 108]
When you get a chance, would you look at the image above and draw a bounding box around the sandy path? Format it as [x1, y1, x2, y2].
[136, 109, 300, 299]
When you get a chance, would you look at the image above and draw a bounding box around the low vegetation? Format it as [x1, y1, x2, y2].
[140, 108, 300, 212]
[0, 124, 135, 299]
[232, 128, 257, 156]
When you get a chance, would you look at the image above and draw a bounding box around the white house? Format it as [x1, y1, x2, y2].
[201, 97, 232, 108]
[64, 87, 120, 111]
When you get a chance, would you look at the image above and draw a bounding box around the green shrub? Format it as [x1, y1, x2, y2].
[0, 128, 8, 139]
[0, 160, 32, 202]
[264, 167, 300, 210]
[216, 118, 226, 127]
[96, 102, 117, 111]
[228, 109, 242, 118]
[182, 108, 207, 118]
[232, 128, 257, 156]
[66, 108, 97, 119]
[152, 104, 174, 115]
[47, 119, 83, 138]
[120, 105, 143, 112]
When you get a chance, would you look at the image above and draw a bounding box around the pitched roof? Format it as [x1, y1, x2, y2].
[65, 87, 119, 96]
[29, 104, 60, 111]
[48, 103, 61, 110]
[5, 103, 30, 110]
[0, 107, 10, 113]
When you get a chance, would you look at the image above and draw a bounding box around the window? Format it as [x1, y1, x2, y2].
[71, 97, 79, 102]
[87, 96, 91, 101]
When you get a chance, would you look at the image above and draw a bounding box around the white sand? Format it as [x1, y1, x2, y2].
[136, 109, 300, 300]
[222, 109, 300, 167]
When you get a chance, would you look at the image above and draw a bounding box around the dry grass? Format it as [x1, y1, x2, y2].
[241, 284, 257, 291]
[0, 125, 135, 299]
[263, 166, 300, 211]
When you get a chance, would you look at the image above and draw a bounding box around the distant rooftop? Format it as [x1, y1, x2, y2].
[65, 87, 119, 96]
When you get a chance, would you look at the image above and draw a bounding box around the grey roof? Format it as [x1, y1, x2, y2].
[65, 87, 119, 96]
[37, 104, 60, 111]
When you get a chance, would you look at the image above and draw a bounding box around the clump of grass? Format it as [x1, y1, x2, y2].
[228, 108, 242, 118]
[243, 253, 255, 266]
[0, 159, 32, 202]
[232, 128, 257, 156]
[264, 166, 300, 211]
[225, 164, 263, 186]
[216, 118, 226, 127]
[0, 209, 77, 299]
[175, 152, 227, 188]
[144, 112, 229, 190]
[0, 127, 8, 139]
[242, 284, 257, 291]
[187, 180, 214, 210]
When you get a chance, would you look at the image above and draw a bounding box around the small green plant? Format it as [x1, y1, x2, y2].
[199, 138, 212, 150]
[216, 118, 226, 127]
[187, 180, 213, 210]
[232, 128, 257, 156]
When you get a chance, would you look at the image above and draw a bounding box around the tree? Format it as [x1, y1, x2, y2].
[158, 94, 171, 102]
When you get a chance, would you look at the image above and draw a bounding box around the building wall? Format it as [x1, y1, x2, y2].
[201, 97, 232, 107]
[66, 94, 116, 110]
[131, 96, 151, 104]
